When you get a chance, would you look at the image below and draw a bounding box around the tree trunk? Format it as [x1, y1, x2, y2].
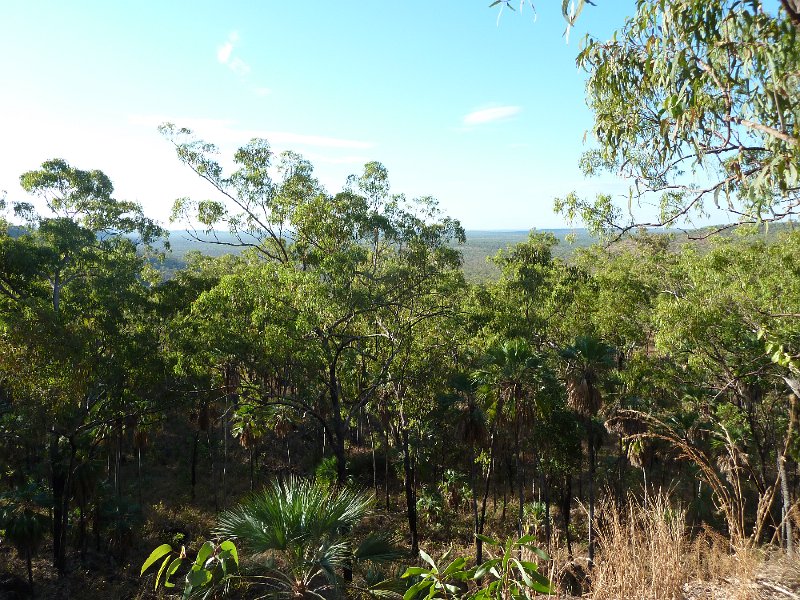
[588, 429, 596, 568]
[476, 438, 497, 564]
[249, 446, 255, 492]
[50, 429, 67, 572]
[470, 446, 480, 561]
[370, 427, 378, 497]
[778, 452, 793, 555]
[516, 426, 524, 539]
[190, 431, 199, 501]
[329, 364, 348, 485]
[401, 424, 418, 554]
[384, 431, 390, 511]
[563, 474, 573, 558]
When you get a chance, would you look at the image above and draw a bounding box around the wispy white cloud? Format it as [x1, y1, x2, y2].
[463, 106, 521, 125]
[217, 31, 250, 75]
[228, 57, 251, 76]
[254, 86, 271, 97]
[217, 31, 238, 64]
[217, 41, 234, 64]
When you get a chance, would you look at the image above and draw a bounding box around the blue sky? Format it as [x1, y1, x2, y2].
[1, 1, 639, 230]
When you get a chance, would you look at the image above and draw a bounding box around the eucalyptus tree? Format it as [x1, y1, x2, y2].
[650, 232, 800, 548]
[0, 159, 166, 571]
[556, 0, 800, 235]
[162, 125, 465, 484]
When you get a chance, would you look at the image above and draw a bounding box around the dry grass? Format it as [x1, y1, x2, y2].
[585, 492, 770, 600]
[588, 492, 690, 600]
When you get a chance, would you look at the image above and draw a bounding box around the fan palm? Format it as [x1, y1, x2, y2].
[215, 477, 399, 599]
[561, 335, 616, 567]
[471, 338, 547, 560]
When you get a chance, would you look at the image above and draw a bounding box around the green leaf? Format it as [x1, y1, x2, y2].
[141, 543, 173, 575]
[512, 558, 534, 587]
[515, 534, 538, 545]
[219, 540, 238, 567]
[164, 557, 184, 588]
[528, 569, 553, 593]
[403, 579, 430, 600]
[402, 566, 428, 577]
[441, 556, 467, 577]
[195, 540, 214, 568]
[155, 555, 171, 590]
[473, 558, 501, 579]
[475, 533, 501, 546]
[187, 566, 213, 588]
[419, 549, 436, 569]
[527, 545, 550, 561]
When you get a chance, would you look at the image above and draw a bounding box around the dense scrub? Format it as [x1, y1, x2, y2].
[0, 150, 798, 599]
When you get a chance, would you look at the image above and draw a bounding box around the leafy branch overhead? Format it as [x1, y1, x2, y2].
[553, 0, 800, 237]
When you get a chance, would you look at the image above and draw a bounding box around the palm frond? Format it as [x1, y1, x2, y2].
[354, 532, 404, 564]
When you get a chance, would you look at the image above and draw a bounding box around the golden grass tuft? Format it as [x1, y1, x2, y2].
[588, 492, 689, 600]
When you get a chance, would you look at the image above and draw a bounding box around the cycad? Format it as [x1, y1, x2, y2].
[215, 476, 399, 598]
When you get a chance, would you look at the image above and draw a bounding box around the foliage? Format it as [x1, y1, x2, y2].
[215, 477, 401, 598]
[556, 0, 800, 236]
[0, 484, 50, 584]
[141, 539, 239, 599]
[400, 535, 552, 599]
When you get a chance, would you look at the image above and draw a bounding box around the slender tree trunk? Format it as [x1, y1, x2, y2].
[115, 424, 122, 498]
[477, 439, 496, 564]
[137, 447, 142, 507]
[384, 431, 390, 511]
[209, 429, 218, 512]
[249, 446, 255, 492]
[329, 365, 348, 485]
[544, 475, 552, 545]
[50, 429, 67, 572]
[588, 431, 596, 568]
[223, 398, 228, 508]
[401, 424, 418, 554]
[370, 427, 378, 497]
[190, 431, 199, 501]
[778, 452, 793, 555]
[563, 474, 573, 558]
[26, 553, 33, 586]
[470, 446, 479, 560]
[516, 425, 524, 539]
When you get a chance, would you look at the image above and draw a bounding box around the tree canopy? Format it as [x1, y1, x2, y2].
[554, 0, 800, 236]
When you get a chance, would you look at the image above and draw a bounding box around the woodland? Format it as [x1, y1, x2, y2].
[1, 1, 800, 599]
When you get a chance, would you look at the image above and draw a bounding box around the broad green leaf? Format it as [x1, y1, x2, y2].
[473, 558, 501, 579]
[187, 566, 213, 588]
[155, 555, 171, 590]
[512, 558, 534, 587]
[141, 543, 172, 575]
[195, 540, 214, 567]
[442, 556, 467, 577]
[475, 533, 501, 546]
[403, 579, 430, 600]
[419, 549, 436, 569]
[220, 540, 239, 567]
[164, 556, 184, 588]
